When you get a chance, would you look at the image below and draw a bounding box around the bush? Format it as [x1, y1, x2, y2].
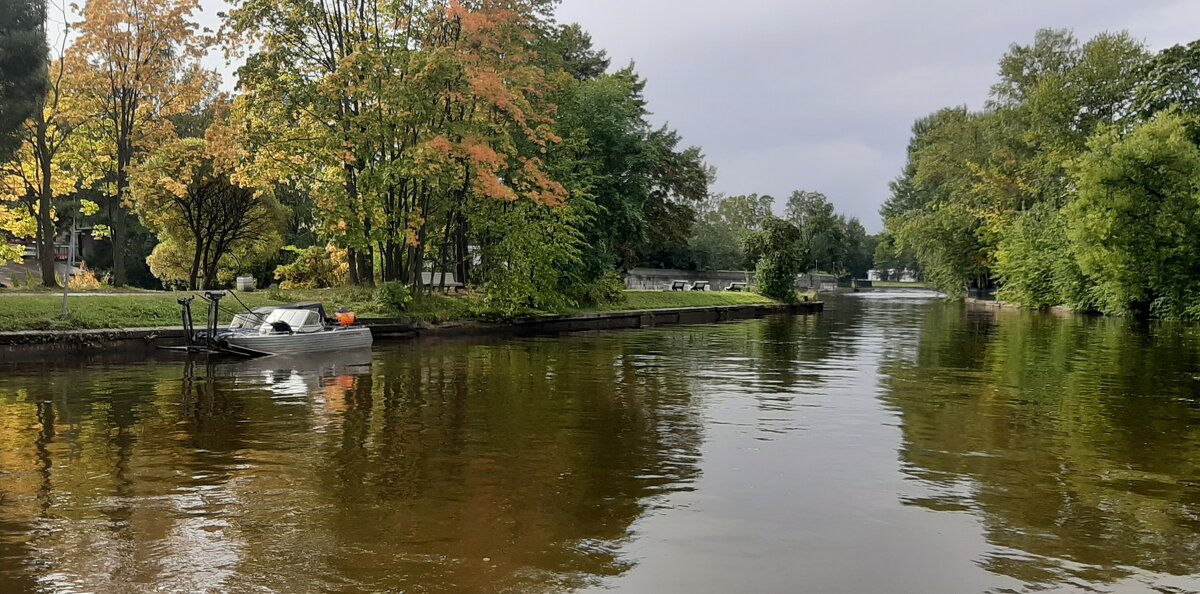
[68, 262, 106, 290]
[754, 255, 798, 303]
[375, 281, 412, 313]
[274, 244, 348, 289]
[571, 271, 626, 306]
[744, 217, 804, 303]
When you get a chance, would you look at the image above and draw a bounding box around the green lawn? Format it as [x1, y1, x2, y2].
[586, 290, 776, 312]
[0, 288, 789, 332]
[0, 292, 288, 332]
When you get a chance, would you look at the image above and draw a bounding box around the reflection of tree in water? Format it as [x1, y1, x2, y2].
[0, 359, 351, 593]
[881, 305, 1200, 587]
[0, 335, 710, 594]
[308, 335, 707, 593]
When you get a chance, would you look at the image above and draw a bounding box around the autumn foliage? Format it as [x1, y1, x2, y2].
[2, 0, 711, 312]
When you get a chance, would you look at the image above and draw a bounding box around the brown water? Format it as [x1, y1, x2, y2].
[3, 293, 1200, 593]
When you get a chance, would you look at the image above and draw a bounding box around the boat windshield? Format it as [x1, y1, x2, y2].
[259, 309, 323, 334]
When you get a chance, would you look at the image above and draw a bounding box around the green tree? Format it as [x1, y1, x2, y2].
[1067, 112, 1200, 318]
[638, 126, 711, 268]
[75, 0, 213, 286]
[688, 193, 772, 271]
[744, 216, 804, 302]
[538, 23, 610, 82]
[0, 0, 47, 161]
[230, 0, 568, 291]
[993, 201, 1091, 309]
[130, 136, 285, 289]
[785, 190, 837, 273]
[842, 218, 873, 279]
[1131, 40, 1200, 118]
[475, 198, 584, 314]
[881, 29, 1148, 299]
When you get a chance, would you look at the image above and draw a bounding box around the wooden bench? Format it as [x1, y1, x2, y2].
[670, 280, 689, 291]
[420, 272, 464, 292]
[725, 281, 747, 292]
[690, 281, 710, 291]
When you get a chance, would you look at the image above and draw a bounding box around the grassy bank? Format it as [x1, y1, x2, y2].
[590, 290, 776, 312]
[0, 288, 785, 332]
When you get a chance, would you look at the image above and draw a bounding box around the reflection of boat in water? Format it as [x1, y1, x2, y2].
[181, 348, 373, 427]
[167, 292, 373, 358]
[212, 347, 373, 378]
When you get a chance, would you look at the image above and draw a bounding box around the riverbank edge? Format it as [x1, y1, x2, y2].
[965, 297, 1080, 317]
[0, 301, 823, 360]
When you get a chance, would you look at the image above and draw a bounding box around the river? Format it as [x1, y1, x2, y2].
[2, 293, 1200, 593]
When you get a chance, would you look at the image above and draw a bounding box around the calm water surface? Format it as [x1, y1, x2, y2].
[3, 294, 1200, 593]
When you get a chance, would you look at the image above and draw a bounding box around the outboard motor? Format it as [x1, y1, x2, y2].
[178, 296, 195, 346]
[204, 291, 226, 348]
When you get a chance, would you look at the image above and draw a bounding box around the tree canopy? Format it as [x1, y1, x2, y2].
[881, 28, 1200, 319]
[0, 0, 879, 308]
[0, 0, 47, 162]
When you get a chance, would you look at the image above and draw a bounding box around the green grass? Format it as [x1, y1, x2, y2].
[583, 290, 777, 312]
[0, 287, 794, 332]
[0, 292, 288, 332]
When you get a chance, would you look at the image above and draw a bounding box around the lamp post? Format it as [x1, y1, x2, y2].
[59, 219, 92, 317]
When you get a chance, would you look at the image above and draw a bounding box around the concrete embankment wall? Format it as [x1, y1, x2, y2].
[0, 302, 823, 364]
[624, 268, 837, 291]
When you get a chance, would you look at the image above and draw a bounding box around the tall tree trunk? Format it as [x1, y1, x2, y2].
[357, 245, 374, 287]
[412, 188, 431, 294]
[36, 116, 57, 287]
[112, 137, 132, 287]
[188, 234, 202, 291]
[198, 238, 213, 290]
[455, 211, 469, 287]
[347, 247, 360, 286]
[382, 241, 398, 282]
[437, 208, 455, 291]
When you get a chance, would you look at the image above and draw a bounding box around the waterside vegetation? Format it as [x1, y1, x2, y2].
[882, 29, 1200, 319]
[1, 0, 867, 320]
[0, 288, 781, 332]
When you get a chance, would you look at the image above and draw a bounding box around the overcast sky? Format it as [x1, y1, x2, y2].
[554, 0, 1200, 230]
[195, 0, 1200, 231]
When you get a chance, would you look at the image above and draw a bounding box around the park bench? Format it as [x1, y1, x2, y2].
[690, 281, 710, 291]
[420, 271, 464, 293]
[670, 280, 688, 291]
[725, 281, 747, 292]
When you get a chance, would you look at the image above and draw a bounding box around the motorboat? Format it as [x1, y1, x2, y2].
[168, 292, 373, 358]
[221, 307, 373, 356]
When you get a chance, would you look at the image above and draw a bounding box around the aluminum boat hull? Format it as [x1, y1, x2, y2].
[223, 327, 373, 356]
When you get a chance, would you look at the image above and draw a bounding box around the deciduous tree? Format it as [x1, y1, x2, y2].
[75, 0, 213, 286]
[1067, 112, 1200, 318]
[744, 216, 804, 302]
[0, 0, 47, 162]
[131, 135, 284, 289]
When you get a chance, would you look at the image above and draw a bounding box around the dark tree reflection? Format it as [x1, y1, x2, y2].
[881, 305, 1200, 587]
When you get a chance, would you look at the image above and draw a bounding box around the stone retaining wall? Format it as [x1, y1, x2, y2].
[0, 302, 823, 364]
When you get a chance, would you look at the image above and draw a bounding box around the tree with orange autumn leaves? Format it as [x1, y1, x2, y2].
[74, 0, 215, 286]
[0, 1, 104, 285]
[3, 0, 712, 312]
[227, 0, 575, 302]
[224, 0, 712, 310]
[1, 0, 215, 287]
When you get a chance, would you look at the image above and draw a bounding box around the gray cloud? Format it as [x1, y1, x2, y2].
[557, 0, 1200, 230]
